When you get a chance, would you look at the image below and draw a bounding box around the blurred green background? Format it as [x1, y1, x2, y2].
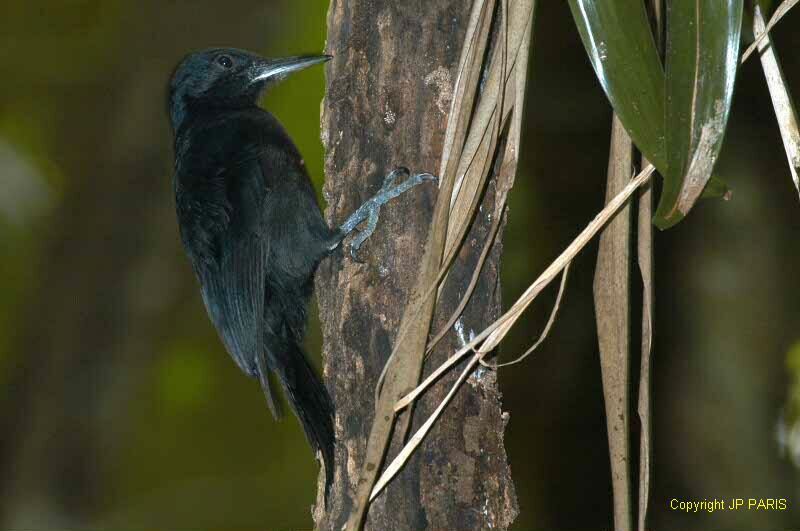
[0, 1, 798, 530]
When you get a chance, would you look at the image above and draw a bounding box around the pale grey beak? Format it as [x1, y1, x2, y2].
[250, 55, 332, 83]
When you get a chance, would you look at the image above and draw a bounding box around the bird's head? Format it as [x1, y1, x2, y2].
[168, 48, 330, 132]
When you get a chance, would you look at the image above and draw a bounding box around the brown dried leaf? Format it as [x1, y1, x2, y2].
[637, 167, 654, 531]
[394, 165, 656, 413]
[752, 2, 800, 197]
[593, 115, 633, 531]
[368, 0, 536, 503]
[741, 0, 799, 63]
[384, 166, 657, 496]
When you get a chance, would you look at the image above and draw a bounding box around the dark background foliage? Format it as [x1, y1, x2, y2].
[0, 1, 797, 529]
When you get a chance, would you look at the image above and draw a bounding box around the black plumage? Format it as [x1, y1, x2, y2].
[170, 47, 335, 493]
[168, 47, 435, 499]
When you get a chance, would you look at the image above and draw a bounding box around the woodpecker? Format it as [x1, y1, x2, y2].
[168, 47, 435, 498]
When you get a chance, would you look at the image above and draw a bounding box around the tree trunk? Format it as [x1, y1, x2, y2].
[314, 1, 517, 529]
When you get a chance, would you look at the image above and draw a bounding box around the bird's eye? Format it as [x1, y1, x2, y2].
[217, 55, 233, 68]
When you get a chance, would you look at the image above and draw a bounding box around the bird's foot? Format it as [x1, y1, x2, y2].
[349, 168, 437, 261]
[330, 167, 438, 261]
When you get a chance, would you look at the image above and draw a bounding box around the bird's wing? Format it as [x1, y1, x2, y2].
[197, 150, 285, 419]
[194, 111, 327, 419]
[200, 233, 282, 418]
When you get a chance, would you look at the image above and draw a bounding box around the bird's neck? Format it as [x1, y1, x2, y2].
[169, 88, 196, 135]
[170, 94, 260, 138]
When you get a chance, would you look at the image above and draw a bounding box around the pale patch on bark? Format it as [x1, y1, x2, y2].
[425, 66, 454, 116]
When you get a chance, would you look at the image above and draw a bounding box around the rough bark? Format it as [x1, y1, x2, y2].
[314, 1, 517, 529]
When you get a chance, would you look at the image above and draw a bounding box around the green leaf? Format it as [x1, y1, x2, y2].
[568, 0, 667, 172]
[700, 174, 731, 200]
[653, 0, 743, 229]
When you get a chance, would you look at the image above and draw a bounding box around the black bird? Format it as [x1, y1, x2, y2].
[168, 48, 434, 497]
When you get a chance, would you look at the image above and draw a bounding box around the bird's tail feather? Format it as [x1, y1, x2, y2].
[270, 341, 335, 501]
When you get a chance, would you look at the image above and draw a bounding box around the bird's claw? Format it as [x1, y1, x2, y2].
[349, 232, 366, 263]
[370, 168, 437, 209]
[379, 167, 409, 192]
[336, 167, 438, 262]
[349, 207, 380, 262]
